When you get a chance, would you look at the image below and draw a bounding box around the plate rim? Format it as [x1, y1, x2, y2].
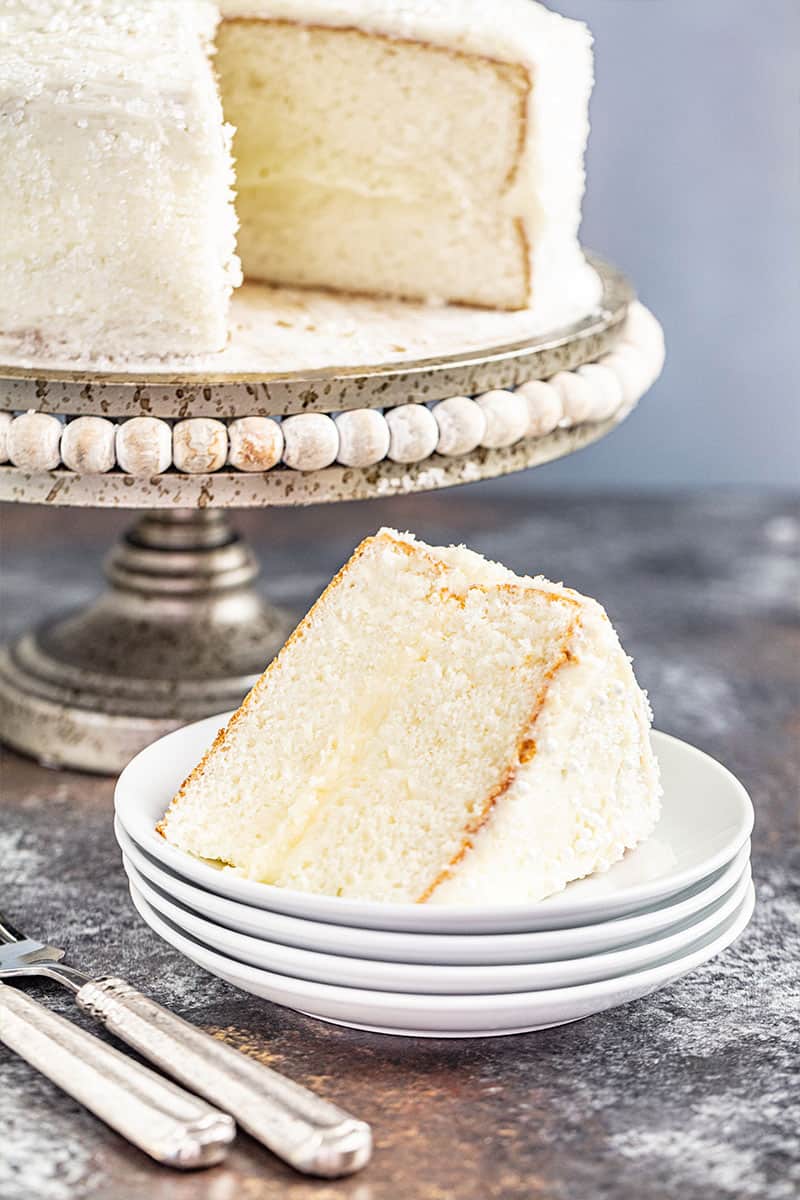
[124, 853, 753, 995]
[115, 819, 752, 963]
[115, 723, 755, 933]
[128, 878, 756, 1016]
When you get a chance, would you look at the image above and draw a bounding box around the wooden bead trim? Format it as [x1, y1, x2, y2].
[0, 304, 664, 477]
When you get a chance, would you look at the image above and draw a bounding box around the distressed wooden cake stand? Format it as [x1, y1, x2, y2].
[0, 259, 659, 772]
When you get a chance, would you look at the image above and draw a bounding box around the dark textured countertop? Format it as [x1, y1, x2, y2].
[2, 488, 799, 1200]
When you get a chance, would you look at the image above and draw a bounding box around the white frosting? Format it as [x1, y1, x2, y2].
[222, 0, 579, 65]
[0, 0, 240, 358]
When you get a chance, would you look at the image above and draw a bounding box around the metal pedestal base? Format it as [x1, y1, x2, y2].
[0, 510, 293, 774]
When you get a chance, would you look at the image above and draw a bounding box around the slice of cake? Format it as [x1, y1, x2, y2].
[216, 0, 599, 312]
[159, 529, 661, 906]
[0, 0, 241, 358]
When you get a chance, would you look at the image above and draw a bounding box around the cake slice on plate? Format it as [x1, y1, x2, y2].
[159, 529, 661, 906]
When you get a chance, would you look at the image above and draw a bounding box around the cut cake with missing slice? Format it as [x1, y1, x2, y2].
[158, 530, 661, 906]
[1, 0, 599, 360]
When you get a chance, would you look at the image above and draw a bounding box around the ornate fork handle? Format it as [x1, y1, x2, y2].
[77, 978, 372, 1178]
[0, 984, 234, 1168]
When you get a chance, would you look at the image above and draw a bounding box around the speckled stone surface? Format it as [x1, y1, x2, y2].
[1, 490, 799, 1200]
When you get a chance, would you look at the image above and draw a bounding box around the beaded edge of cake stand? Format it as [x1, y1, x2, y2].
[0, 305, 663, 504]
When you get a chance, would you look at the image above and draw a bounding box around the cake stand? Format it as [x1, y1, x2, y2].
[0, 258, 663, 772]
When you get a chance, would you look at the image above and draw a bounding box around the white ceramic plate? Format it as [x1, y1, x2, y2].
[115, 821, 751, 966]
[116, 718, 754, 933]
[124, 853, 752, 996]
[128, 880, 756, 1037]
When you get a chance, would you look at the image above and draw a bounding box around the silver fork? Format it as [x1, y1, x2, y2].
[0, 909, 372, 1179]
[0, 979, 235, 1168]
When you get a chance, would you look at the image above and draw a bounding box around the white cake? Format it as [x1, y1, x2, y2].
[217, 0, 598, 313]
[0, 1, 241, 358]
[159, 529, 662, 906]
[1, 0, 600, 359]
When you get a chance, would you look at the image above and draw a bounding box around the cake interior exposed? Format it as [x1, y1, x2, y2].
[159, 529, 661, 905]
[219, 20, 532, 309]
[217, 0, 598, 313]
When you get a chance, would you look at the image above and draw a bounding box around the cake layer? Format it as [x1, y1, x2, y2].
[0, 0, 241, 358]
[159, 529, 661, 905]
[218, 0, 600, 313]
[219, 20, 530, 308]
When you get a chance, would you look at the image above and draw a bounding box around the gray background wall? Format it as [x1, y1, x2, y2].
[522, 0, 799, 489]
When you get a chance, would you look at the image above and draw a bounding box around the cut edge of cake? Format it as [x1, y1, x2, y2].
[218, 17, 536, 310]
[217, 0, 600, 314]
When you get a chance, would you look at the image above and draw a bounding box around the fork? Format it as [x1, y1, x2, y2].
[0, 908, 372, 1178]
[0, 981, 235, 1168]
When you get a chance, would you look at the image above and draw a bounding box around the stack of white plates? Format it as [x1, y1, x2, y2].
[115, 715, 755, 1038]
